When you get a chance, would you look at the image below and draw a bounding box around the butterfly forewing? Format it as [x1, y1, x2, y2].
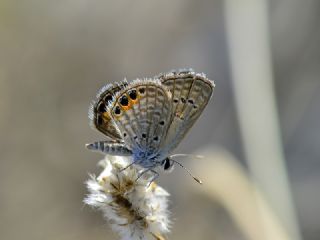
[109, 79, 173, 152]
[160, 70, 215, 152]
[88, 70, 214, 170]
[89, 82, 127, 140]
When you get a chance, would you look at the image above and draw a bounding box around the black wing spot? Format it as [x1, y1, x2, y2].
[123, 132, 127, 137]
[104, 94, 113, 103]
[193, 105, 198, 109]
[134, 136, 138, 140]
[114, 106, 121, 115]
[181, 97, 186, 103]
[139, 88, 145, 94]
[159, 120, 165, 126]
[188, 99, 194, 104]
[97, 115, 103, 125]
[128, 89, 137, 100]
[119, 95, 129, 106]
[98, 102, 106, 113]
[142, 133, 147, 138]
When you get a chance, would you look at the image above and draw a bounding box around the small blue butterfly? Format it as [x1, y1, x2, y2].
[87, 69, 215, 183]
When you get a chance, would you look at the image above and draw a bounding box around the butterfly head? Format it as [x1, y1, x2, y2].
[162, 158, 175, 173]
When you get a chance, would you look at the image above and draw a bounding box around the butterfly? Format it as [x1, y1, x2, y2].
[86, 69, 215, 183]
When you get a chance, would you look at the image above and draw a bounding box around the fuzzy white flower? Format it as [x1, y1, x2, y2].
[84, 155, 171, 240]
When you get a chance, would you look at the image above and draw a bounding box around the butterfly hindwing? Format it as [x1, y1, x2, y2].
[88, 70, 215, 170]
[88, 82, 127, 140]
[159, 70, 215, 152]
[109, 79, 173, 152]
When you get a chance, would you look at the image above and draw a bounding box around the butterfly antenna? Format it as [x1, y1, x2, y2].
[170, 153, 204, 159]
[169, 158, 202, 184]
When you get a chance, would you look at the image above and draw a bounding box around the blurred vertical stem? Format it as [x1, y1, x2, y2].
[224, 1, 301, 240]
[193, 150, 291, 240]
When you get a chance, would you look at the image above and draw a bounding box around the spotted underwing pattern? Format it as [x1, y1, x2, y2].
[87, 69, 215, 171]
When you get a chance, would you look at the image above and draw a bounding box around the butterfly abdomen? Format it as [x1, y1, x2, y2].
[86, 141, 132, 156]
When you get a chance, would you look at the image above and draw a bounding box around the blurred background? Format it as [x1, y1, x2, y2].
[1, 0, 319, 239]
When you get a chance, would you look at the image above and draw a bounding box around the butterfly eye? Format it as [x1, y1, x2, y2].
[128, 89, 137, 100]
[119, 95, 129, 106]
[173, 98, 178, 103]
[114, 106, 121, 115]
[163, 158, 174, 171]
[164, 159, 171, 170]
[153, 136, 159, 141]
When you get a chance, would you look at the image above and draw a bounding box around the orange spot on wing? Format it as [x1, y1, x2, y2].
[130, 93, 141, 105]
[122, 105, 131, 111]
[131, 98, 139, 104]
[121, 94, 141, 111]
[102, 112, 111, 121]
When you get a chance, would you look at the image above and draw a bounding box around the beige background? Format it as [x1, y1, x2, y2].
[1, 1, 320, 239]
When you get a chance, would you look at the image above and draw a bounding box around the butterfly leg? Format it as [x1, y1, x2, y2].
[86, 141, 132, 156]
[119, 159, 142, 172]
[135, 168, 159, 186]
[135, 168, 150, 181]
[147, 170, 159, 187]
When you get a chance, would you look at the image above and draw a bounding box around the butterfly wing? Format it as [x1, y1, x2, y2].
[159, 70, 215, 152]
[88, 82, 127, 140]
[108, 79, 173, 153]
